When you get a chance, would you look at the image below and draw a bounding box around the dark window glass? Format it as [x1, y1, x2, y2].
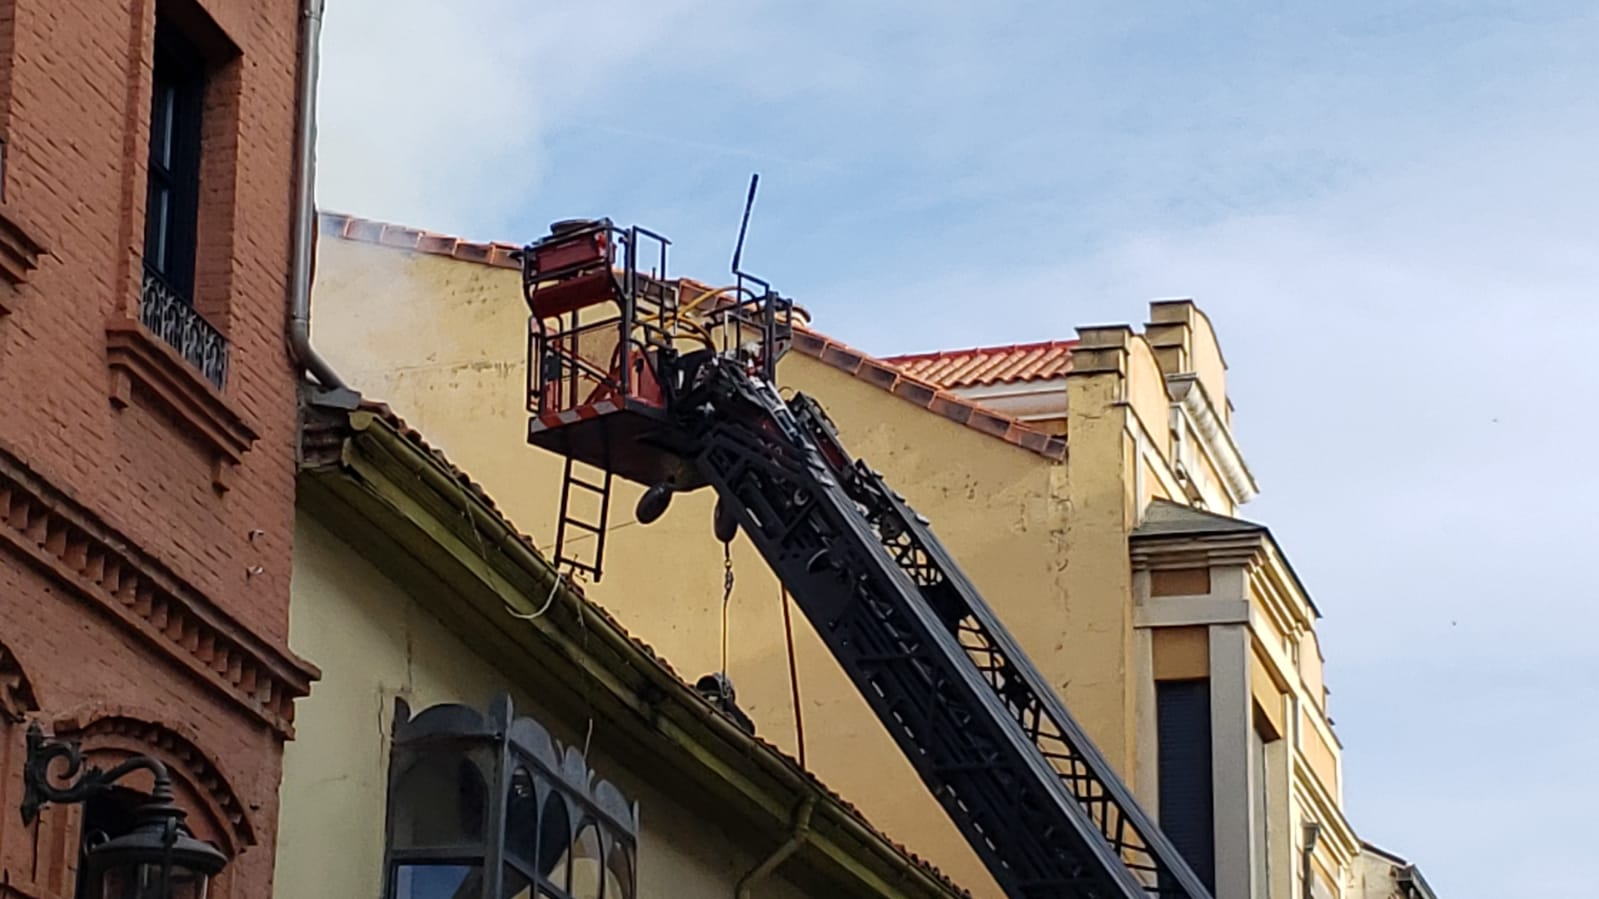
[506, 767, 539, 872]
[143, 18, 204, 302]
[501, 865, 532, 899]
[391, 753, 488, 850]
[540, 790, 572, 890]
[1156, 678, 1216, 892]
[393, 864, 481, 899]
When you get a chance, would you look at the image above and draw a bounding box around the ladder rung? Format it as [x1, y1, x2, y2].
[561, 519, 603, 533]
[568, 478, 609, 493]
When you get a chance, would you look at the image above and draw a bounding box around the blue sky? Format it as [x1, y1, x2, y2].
[318, 3, 1599, 895]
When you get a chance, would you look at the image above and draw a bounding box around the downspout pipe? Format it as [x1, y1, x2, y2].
[289, 0, 356, 402]
[736, 796, 815, 899]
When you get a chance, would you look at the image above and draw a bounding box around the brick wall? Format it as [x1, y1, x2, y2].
[0, 0, 311, 894]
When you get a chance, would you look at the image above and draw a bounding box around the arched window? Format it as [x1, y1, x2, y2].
[391, 752, 489, 849]
[35, 710, 250, 899]
[538, 788, 573, 891]
[567, 823, 604, 899]
[382, 695, 638, 899]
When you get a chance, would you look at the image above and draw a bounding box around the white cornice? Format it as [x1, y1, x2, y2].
[1167, 373, 1259, 505]
[1291, 753, 1359, 859]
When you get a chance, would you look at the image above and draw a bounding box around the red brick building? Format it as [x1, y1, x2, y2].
[0, 0, 317, 895]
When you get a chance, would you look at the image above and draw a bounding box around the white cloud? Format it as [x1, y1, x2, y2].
[315, 0, 714, 238]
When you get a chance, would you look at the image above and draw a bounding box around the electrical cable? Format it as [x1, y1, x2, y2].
[720, 542, 734, 678]
[503, 565, 563, 621]
[781, 585, 807, 769]
[681, 284, 754, 317]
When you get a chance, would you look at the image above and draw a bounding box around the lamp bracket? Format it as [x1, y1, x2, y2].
[21, 720, 174, 825]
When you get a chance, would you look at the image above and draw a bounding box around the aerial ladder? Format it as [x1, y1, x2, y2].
[518, 213, 1215, 899]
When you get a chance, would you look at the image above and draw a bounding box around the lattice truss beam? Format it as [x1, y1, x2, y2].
[671, 363, 1212, 899]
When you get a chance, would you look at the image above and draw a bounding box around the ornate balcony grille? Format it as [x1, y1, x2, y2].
[140, 264, 229, 389]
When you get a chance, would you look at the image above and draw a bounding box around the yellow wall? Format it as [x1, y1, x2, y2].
[276, 512, 818, 899]
[1186, 309, 1229, 425]
[1127, 337, 1174, 460]
[1299, 630, 1327, 710]
[308, 235, 1201, 895]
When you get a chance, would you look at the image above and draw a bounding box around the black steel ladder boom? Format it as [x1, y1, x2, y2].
[679, 360, 1212, 899]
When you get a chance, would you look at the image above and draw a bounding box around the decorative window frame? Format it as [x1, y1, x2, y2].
[382, 694, 639, 899]
[98, 2, 253, 490]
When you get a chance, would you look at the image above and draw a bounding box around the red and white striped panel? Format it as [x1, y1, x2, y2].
[529, 400, 620, 433]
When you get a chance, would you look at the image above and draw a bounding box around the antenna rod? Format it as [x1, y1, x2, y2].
[732, 173, 759, 274]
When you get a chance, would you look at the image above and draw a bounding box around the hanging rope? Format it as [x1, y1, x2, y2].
[720, 542, 735, 679]
[781, 586, 807, 769]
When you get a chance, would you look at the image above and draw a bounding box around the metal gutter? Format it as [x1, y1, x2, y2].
[288, 0, 354, 399]
[737, 796, 815, 898]
[341, 412, 969, 899]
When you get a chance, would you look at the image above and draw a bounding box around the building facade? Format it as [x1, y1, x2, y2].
[0, 0, 316, 895]
[277, 402, 971, 899]
[1352, 844, 1438, 899]
[307, 213, 1421, 898]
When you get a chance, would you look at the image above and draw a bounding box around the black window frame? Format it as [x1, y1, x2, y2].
[143, 17, 205, 304]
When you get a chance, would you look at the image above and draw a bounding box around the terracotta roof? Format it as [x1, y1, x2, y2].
[317, 212, 1066, 462]
[790, 329, 1066, 460]
[302, 398, 972, 898]
[319, 211, 524, 269]
[883, 340, 1076, 388]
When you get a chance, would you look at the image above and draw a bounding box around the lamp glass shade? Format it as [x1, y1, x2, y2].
[96, 862, 209, 899]
[87, 818, 225, 899]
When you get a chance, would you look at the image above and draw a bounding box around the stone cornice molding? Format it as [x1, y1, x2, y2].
[1166, 373, 1258, 505]
[0, 444, 317, 737]
[1129, 531, 1265, 572]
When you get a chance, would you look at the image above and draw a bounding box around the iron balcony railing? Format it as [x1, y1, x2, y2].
[140, 264, 229, 389]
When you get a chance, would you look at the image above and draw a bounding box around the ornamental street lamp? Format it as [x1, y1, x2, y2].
[20, 722, 227, 899]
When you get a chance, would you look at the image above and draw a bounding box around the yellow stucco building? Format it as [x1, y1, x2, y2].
[274, 402, 972, 898]
[297, 211, 1410, 898]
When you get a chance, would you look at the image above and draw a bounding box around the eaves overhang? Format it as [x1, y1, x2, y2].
[296, 403, 972, 899]
[1131, 500, 1322, 620]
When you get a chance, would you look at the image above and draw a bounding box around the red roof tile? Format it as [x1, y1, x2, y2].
[884, 340, 1076, 388]
[320, 211, 523, 269]
[791, 328, 1066, 460]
